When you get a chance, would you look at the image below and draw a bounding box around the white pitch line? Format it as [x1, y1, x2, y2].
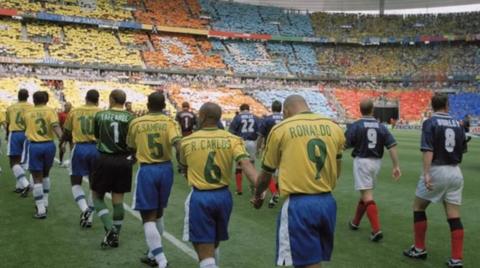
[81, 177, 198, 260]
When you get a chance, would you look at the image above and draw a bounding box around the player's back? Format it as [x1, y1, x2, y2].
[24, 105, 58, 142]
[230, 112, 259, 141]
[260, 112, 283, 138]
[94, 108, 134, 154]
[6, 102, 33, 131]
[66, 105, 101, 143]
[128, 113, 181, 164]
[180, 128, 248, 190]
[263, 112, 345, 196]
[346, 117, 396, 159]
[176, 111, 196, 134]
[422, 113, 466, 165]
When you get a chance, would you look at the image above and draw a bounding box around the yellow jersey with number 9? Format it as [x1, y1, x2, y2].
[262, 112, 346, 196]
[180, 128, 250, 190]
[6, 102, 33, 131]
[127, 113, 182, 164]
[24, 105, 59, 142]
[64, 105, 101, 143]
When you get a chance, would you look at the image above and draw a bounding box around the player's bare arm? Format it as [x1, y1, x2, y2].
[388, 146, 401, 180]
[251, 170, 271, 209]
[239, 159, 258, 186]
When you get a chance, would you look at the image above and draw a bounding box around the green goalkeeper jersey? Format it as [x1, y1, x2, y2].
[94, 108, 134, 154]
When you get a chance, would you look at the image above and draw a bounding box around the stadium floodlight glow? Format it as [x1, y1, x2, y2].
[12, 16, 23, 20]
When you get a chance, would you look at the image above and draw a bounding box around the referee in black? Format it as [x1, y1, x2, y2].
[91, 89, 135, 248]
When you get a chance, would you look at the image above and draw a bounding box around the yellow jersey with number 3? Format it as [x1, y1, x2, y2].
[127, 113, 182, 164]
[180, 128, 250, 190]
[24, 105, 59, 142]
[6, 102, 33, 131]
[262, 112, 345, 196]
[64, 105, 101, 143]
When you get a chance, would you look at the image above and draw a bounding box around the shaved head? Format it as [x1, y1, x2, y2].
[283, 95, 309, 118]
[109, 89, 126, 107]
[64, 102, 72, 112]
[199, 102, 222, 128]
[360, 99, 374, 116]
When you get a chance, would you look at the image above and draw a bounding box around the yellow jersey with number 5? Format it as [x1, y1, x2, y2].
[180, 128, 250, 190]
[262, 112, 345, 196]
[6, 102, 33, 131]
[127, 113, 182, 164]
[24, 105, 59, 142]
[64, 105, 101, 143]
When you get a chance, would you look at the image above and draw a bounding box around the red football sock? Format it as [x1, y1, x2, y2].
[268, 178, 278, 194]
[448, 218, 464, 260]
[414, 211, 427, 250]
[352, 200, 366, 226]
[365, 200, 380, 233]
[235, 170, 242, 193]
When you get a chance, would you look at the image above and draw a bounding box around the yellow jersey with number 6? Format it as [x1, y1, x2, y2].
[127, 113, 182, 164]
[64, 105, 101, 143]
[6, 102, 33, 131]
[262, 112, 345, 196]
[24, 105, 59, 142]
[180, 128, 250, 190]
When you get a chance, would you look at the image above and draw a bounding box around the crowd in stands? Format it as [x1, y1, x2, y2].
[311, 12, 480, 39]
[199, 0, 313, 36]
[0, 19, 44, 60]
[317, 44, 480, 78]
[449, 92, 480, 120]
[248, 88, 337, 118]
[0, 77, 60, 111]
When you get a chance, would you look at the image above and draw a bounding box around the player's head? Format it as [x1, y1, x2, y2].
[360, 99, 374, 116]
[431, 93, 449, 112]
[33, 91, 49, 106]
[240, 104, 250, 112]
[18, 89, 29, 102]
[182, 102, 190, 111]
[64, 102, 72, 112]
[125, 101, 132, 111]
[147, 92, 166, 113]
[85, 89, 99, 105]
[109, 89, 126, 108]
[199, 102, 222, 128]
[283, 95, 309, 119]
[271, 100, 282, 113]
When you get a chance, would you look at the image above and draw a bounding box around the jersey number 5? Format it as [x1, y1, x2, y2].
[204, 151, 221, 184]
[147, 133, 164, 158]
[307, 139, 327, 180]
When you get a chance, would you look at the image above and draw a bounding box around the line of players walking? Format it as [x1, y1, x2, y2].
[1, 89, 468, 268]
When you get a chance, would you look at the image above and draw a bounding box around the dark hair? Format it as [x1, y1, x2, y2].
[271, 100, 282, 113]
[33, 91, 48, 105]
[18, 89, 29, 101]
[431, 93, 448, 112]
[85, 89, 99, 104]
[360, 99, 374, 116]
[148, 92, 166, 112]
[182, 102, 190, 109]
[240, 103, 250, 111]
[200, 102, 222, 123]
[110, 89, 126, 105]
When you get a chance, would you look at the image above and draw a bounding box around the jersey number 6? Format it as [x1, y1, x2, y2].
[204, 151, 222, 184]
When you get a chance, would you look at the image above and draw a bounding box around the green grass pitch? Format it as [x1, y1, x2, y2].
[0, 130, 478, 268]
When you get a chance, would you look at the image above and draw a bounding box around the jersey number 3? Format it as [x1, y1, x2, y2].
[307, 139, 327, 180]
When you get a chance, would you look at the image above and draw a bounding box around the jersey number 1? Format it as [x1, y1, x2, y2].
[307, 139, 327, 180]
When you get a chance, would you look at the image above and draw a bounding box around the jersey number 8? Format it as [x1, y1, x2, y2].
[445, 128, 456, 153]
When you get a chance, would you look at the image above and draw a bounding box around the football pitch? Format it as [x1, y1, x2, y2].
[0, 130, 478, 268]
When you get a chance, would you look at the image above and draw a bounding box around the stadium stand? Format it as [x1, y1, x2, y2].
[449, 92, 480, 119]
[130, 0, 207, 28]
[0, 19, 45, 60]
[168, 84, 267, 118]
[311, 12, 480, 38]
[249, 88, 337, 118]
[199, 0, 314, 36]
[0, 77, 60, 110]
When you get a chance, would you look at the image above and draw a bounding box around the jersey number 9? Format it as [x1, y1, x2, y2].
[307, 139, 327, 180]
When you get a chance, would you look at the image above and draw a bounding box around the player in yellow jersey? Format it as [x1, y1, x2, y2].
[63, 90, 101, 228]
[5, 89, 33, 195]
[252, 95, 345, 268]
[127, 92, 181, 268]
[24, 91, 63, 219]
[179, 102, 257, 268]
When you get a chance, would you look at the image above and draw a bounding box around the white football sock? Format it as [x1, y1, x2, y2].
[33, 183, 45, 214]
[144, 222, 167, 268]
[72, 185, 88, 212]
[157, 216, 165, 235]
[199, 258, 218, 268]
[42, 177, 50, 207]
[12, 164, 29, 188]
[214, 247, 220, 265]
